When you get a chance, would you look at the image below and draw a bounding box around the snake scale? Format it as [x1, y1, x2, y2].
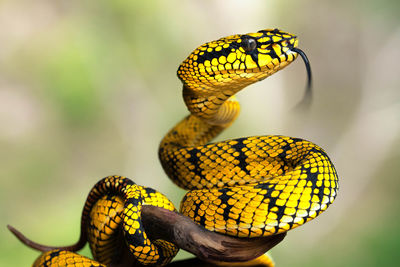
[14, 29, 338, 266]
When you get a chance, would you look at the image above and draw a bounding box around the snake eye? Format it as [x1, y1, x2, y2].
[242, 37, 257, 52]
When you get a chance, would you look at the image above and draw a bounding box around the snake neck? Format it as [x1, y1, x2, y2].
[182, 85, 241, 126]
[159, 84, 242, 189]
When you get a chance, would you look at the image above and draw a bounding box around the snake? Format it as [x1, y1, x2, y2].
[11, 28, 338, 266]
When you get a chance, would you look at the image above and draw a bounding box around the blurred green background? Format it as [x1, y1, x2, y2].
[1, 0, 400, 266]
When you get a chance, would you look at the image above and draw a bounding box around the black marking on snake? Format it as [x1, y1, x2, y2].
[265, 45, 280, 62]
[305, 167, 318, 186]
[104, 190, 117, 198]
[195, 202, 205, 226]
[160, 153, 179, 182]
[277, 141, 294, 172]
[125, 195, 141, 208]
[255, 181, 287, 232]
[123, 231, 138, 246]
[42, 250, 62, 266]
[231, 138, 251, 176]
[304, 147, 332, 203]
[249, 52, 261, 69]
[49, 249, 61, 258]
[186, 148, 203, 178]
[303, 167, 321, 207]
[291, 137, 304, 143]
[217, 188, 236, 223]
[144, 187, 157, 195]
[195, 46, 233, 64]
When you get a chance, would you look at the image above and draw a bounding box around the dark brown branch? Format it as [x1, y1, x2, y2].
[9, 206, 285, 265]
[141, 205, 285, 262]
[166, 258, 267, 267]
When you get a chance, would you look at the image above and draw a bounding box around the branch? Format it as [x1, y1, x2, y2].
[9, 205, 285, 265]
[142, 205, 285, 262]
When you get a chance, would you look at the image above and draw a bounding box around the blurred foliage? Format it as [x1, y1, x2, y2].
[1, 0, 399, 266]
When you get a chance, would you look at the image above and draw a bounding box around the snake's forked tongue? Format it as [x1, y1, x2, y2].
[292, 47, 312, 109]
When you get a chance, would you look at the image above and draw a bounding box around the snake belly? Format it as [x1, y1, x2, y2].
[159, 28, 338, 237]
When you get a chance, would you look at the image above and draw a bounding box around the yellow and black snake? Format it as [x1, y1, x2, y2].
[11, 28, 338, 266]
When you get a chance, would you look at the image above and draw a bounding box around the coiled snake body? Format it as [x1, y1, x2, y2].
[16, 29, 338, 266]
[160, 28, 338, 238]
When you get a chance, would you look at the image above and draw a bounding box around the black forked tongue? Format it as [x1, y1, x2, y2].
[292, 47, 312, 109]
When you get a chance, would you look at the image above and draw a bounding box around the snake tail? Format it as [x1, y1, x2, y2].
[7, 224, 86, 253]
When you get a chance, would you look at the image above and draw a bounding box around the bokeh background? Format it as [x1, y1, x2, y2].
[1, 0, 400, 266]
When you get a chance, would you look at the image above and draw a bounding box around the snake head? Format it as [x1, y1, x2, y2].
[177, 28, 300, 93]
